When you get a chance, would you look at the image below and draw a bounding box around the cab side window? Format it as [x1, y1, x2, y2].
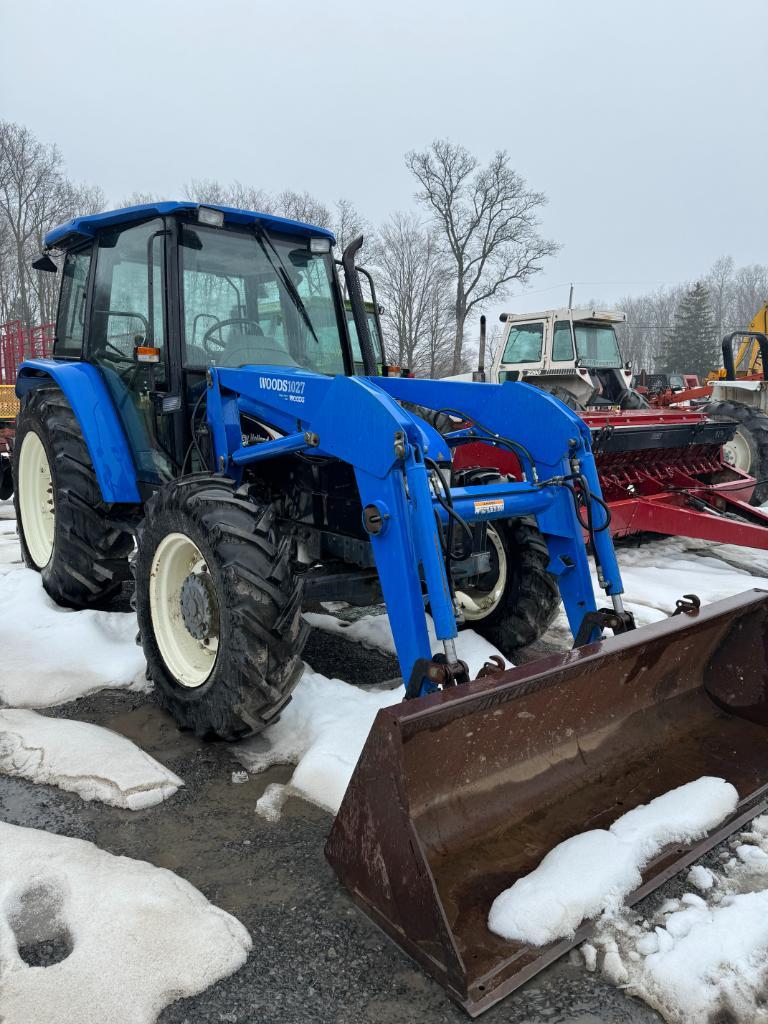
[501, 323, 543, 364]
[54, 248, 91, 358]
[552, 322, 575, 361]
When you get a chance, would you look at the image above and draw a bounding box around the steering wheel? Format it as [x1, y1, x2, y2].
[202, 318, 263, 354]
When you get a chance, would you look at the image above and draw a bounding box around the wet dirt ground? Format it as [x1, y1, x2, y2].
[0, 612, 672, 1024]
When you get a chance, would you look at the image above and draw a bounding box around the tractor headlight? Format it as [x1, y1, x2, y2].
[197, 206, 225, 228]
[309, 236, 331, 254]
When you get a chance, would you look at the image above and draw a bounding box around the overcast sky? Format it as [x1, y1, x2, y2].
[3, 0, 767, 333]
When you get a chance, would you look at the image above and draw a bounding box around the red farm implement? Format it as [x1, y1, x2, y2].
[453, 404, 768, 550]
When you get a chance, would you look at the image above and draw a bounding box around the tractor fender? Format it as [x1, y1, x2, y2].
[16, 360, 140, 504]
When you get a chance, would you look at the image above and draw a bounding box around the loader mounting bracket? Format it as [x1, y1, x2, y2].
[573, 607, 636, 647]
[404, 654, 470, 699]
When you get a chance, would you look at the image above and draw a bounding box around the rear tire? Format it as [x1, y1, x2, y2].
[702, 400, 768, 505]
[133, 476, 308, 740]
[12, 384, 134, 607]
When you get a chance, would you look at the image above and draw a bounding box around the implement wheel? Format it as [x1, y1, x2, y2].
[133, 476, 307, 740]
[12, 383, 133, 607]
[703, 399, 768, 505]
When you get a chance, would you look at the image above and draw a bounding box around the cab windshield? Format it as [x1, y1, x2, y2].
[574, 322, 622, 369]
[181, 224, 345, 374]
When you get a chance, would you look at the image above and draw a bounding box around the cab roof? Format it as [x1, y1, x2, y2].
[501, 307, 626, 324]
[44, 201, 337, 249]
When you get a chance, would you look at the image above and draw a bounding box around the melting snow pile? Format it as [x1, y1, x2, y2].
[0, 709, 182, 809]
[585, 815, 768, 1024]
[236, 623, 510, 818]
[236, 668, 402, 818]
[0, 567, 147, 707]
[488, 777, 738, 945]
[0, 822, 251, 1024]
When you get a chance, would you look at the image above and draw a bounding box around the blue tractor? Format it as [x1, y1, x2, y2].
[13, 201, 630, 738]
[13, 201, 768, 1014]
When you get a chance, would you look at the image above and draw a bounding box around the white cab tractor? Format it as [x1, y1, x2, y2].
[487, 308, 647, 410]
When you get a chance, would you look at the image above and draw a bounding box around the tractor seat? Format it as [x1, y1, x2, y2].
[185, 334, 296, 369]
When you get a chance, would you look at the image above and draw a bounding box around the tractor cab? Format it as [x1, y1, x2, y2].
[37, 202, 366, 488]
[493, 308, 641, 409]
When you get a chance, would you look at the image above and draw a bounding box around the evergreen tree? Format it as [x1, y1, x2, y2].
[662, 281, 719, 376]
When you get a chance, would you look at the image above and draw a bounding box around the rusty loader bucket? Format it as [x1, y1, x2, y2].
[326, 590, 768, 1016]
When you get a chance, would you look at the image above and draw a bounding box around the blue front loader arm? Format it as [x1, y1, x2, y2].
[208, 367, 625, 696]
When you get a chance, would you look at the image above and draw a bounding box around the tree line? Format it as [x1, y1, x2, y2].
[2, 118, 764, 380]
[615, 256, 768, 377]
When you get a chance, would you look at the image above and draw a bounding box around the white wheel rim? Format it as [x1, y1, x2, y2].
[148, 532, 219, 687]
[723, 430, 752, 472]
[455, 524, 508, 621]
[18, 431, 55, 568]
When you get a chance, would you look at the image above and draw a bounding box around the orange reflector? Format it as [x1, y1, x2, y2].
[136, 346, 161, 363]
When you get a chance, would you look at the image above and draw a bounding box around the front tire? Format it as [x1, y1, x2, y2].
[134, 476, 307, 740]
[12, 384, 134, 607]
[619, 388, 650, 410]
[545, 385, 585, 412]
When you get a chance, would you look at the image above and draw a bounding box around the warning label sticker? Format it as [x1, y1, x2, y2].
[473, 499, 504, 515]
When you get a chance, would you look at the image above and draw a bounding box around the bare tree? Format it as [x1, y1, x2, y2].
[706, 255, 735, 343]
[0, 122, 62, 325]
[0, 121, 104, 326]
[332, 198, 373, 254]
[184, 178, 274, 213]
[406, 140, 558, 373]
[374, 211, 454, 375]
[615, 286, 685, 372]
[275, 189, 331, 228]
[121, 190, 167, 206]
[731, 263, 768, 330]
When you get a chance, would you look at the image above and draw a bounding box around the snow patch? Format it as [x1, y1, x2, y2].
[0, 709, 182, 809]
[0, 822, 251, 1024]
[0, 517, 22, 575]
[488, 778, 738, 945]
[236, 668, 401, 816]
[0, 567, 148, 708]
[581, 812, 768, 1022]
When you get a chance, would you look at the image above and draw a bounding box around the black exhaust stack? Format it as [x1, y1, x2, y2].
[342, 235, 378, 377]
[473, 315, 487, 382]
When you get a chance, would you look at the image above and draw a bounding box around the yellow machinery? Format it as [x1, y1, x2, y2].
[707, 302, 768, 381]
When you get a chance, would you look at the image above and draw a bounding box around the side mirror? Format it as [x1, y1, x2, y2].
[32, 253, 58, 273]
